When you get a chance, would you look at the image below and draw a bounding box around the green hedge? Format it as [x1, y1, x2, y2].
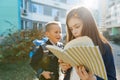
[111, 34, 120, 44]
[0, 29, 44, 63]
[102, 31, 111, 40]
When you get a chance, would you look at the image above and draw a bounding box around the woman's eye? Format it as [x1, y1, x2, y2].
[69, 28, 73, 31]
[76, 25, 80, 28]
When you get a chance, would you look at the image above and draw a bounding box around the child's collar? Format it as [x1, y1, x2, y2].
[49, 40, 57, 46]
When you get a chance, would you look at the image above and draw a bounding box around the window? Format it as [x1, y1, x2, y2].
[67, 0, 80, 4]
[21, 0, 23, 8]
[31, 3, 37, 13]
[21, 20, 24, 29]
[52, 8, 59, 17]
[38, 24, 42, 30]
[54, 0, 67, 3]
[44, 6, 52, 16]
[39, 5, 44, 14]
[24, 0, 28, 10]
[59, 9, 66, 18]
[60, 0, 67, 3]
[33, 22, 37, 30]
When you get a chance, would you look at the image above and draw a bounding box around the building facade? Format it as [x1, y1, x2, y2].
[98, 0, 107, 28]
[105, 0, 120, 35]
[20, 0, 80, 37]
[0, 0, 101, 37]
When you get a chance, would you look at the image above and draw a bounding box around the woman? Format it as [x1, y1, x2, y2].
[59, 6, 117, 80]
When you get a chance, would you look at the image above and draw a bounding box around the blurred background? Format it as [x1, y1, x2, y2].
[0, 0, 120, 80]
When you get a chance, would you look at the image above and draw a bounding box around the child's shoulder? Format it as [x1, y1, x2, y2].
[33, 37, 48, 46]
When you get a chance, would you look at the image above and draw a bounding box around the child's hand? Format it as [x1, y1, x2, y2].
[41, 71, 51, 79]
[75, 66, 96, 80]
[58, 59, 71, 72]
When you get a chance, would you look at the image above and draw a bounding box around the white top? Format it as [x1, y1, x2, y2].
[59, 67, 80, 80]
[70, 67, 80, 80]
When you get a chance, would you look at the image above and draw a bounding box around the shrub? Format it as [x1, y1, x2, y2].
[102, 31, 111, 40]
[111, 34, 120, 44]
[0, 29, 44, 63]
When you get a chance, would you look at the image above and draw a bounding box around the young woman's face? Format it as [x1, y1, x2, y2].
[68, 17, 83, 38]
[46, 24, 61, 44]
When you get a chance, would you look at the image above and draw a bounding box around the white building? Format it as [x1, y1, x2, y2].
[105, 0, 120, 35]
[98, 0, 107, 27]
[20, 0, 80, 36]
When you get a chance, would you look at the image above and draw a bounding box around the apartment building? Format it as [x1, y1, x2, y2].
[20, 0, 80, 37]
[105, 0, 120, 35]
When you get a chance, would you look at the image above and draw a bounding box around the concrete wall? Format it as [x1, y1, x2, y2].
[0, 0, 21, 36]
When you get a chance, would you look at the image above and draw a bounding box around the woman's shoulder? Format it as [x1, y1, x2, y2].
[103, 43, 112, 51]
[102, 42, 114, 62]
[102, 42, 112, 54]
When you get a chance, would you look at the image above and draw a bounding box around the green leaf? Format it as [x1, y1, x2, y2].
[0, 54, 3, 59]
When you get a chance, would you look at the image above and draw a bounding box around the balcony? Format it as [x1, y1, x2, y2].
[21, 8, 27, 16]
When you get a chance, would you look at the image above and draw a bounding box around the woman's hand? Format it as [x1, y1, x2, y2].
[75, 66, 96, 80]
[58, 59, 71, 72]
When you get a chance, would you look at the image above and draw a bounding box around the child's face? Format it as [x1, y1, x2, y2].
[68, 17, 83, 38]
[46, 24, 61, 44]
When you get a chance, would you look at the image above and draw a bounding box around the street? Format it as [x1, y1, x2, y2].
[110, 42, 120, 79]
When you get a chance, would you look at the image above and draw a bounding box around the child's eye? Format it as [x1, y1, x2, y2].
[55, 31, 61, 34]
[55, 31, 58, 33]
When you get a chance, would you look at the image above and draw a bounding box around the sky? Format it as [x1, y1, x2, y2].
[81, 0, 99, 10]
[67, 0, 99, 10]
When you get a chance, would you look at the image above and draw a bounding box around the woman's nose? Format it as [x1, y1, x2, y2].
[72, 29, 77, 34]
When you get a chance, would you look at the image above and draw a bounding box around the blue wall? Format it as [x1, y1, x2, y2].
[0, 0, 21, 36]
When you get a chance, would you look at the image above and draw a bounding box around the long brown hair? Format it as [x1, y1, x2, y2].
[66, 7, 111, 54]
